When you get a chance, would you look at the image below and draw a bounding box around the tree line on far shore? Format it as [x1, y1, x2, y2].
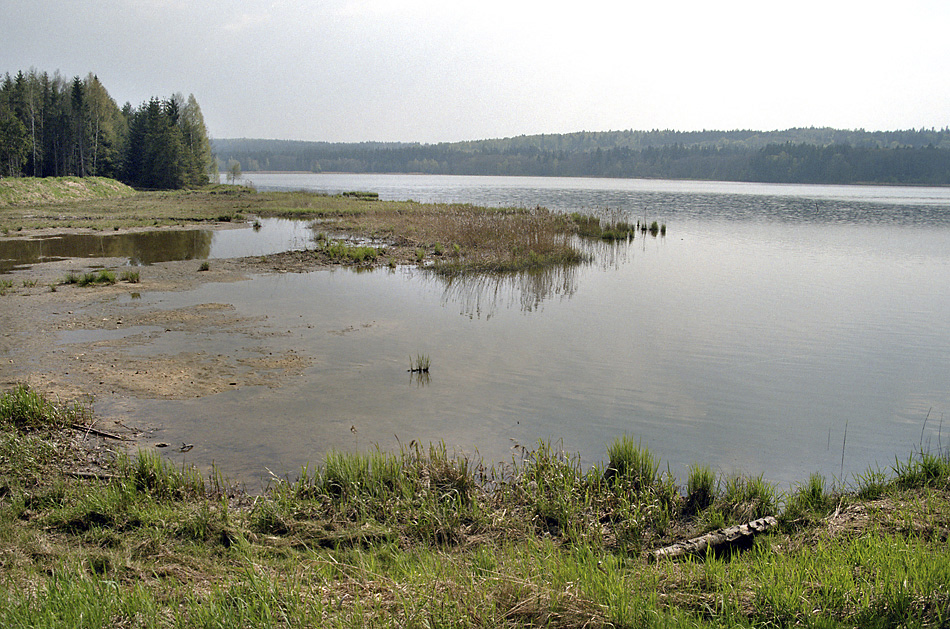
[214, 127, 950, 186]
[0, 69, 213, 189]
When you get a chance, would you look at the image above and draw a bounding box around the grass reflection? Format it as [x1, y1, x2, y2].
[434, 263, 580, 318]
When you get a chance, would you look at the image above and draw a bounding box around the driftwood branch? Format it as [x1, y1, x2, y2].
[66, 470, 117, 481]
[649, 516, 778, 562]
[71, 423, 128, 441]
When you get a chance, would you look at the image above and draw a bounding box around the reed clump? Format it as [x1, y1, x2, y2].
[408, 354, 430, 373]
[568, 211, 667, 241]
[569, 211, 638, 241]
[415, 204, 587, 274]
[341, 190, 380, 200]
[316, 201, 586, 273]
[684, 463, 717, 515]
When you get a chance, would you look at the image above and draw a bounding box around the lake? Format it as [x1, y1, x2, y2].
[99, 175, 950, 489]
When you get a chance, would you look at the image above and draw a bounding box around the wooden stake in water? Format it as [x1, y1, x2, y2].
[919, 407, 932, 452]
[840, 421, 848, 478]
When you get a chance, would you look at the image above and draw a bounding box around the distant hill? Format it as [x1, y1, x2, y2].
[212, 128, 950, 185]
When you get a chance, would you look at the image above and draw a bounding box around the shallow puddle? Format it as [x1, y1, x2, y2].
[0, 218, 316, 272]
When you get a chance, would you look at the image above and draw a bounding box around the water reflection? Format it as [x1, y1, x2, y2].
[409, 371, 430, 387]
[0, 229, 213, 272]
[580, 237, 641, 271]
[0, 218, 320, 273]
[433, 264, 581, 318]
[427, 236, 645, 317]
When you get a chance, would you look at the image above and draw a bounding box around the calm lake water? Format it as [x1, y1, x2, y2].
[81, 175, 950, 488]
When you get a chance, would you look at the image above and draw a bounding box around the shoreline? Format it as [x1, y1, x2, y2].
[2, 182, 949, 625]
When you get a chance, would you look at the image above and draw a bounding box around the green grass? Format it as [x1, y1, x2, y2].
[892, 451, 950, 490]
[0, 384, 87, 431]
[61, 269, 117, 286]
[605, 434, 661, 490]
[685, 463, 717, 515]
[320, 239, 381, 264]
[2, 386, 950, 626]
[721, 472, 778, 522]
[783, 472, 837, 524]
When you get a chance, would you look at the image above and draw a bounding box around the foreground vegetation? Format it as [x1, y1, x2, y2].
[1, 385, 948, 627]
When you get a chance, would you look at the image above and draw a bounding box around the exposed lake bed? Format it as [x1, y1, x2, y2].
[2, 175, 949, 491]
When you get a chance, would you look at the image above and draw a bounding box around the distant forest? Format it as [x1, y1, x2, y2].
[0, 69, 214, 189]
[214, 128, 950, 185]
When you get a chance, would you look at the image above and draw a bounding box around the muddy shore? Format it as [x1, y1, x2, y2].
[0, 224, 335, 445]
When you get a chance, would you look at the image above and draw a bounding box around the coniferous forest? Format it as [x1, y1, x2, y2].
[0, 69, 213, 189]
[215, 128, 950, 186]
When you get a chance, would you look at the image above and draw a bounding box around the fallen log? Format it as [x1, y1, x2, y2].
[71, 423, 128, 441]
[649, 516, 778, 562]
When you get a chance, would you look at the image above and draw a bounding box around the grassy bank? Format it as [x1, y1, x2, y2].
[0, 176, 136, 208]
[0, 180, 266, 230]
[2, 386, 948, 627]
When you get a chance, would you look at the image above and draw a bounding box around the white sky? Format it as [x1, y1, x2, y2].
[3, 0, 948, 143]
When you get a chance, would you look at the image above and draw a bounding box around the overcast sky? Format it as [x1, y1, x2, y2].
[3, 0, 948, 143]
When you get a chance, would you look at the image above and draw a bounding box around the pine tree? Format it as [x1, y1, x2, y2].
[0, 100, 30, 176]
